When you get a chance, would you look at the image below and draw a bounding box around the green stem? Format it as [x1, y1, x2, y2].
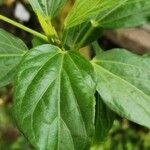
[76, 20, 99, 50]
[92, 41, 103, 55]
[0, 15, 48, 42]
[76, 26, 94, 50]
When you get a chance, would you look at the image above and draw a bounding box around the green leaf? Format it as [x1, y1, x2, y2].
[94, 93, 114, 144]
[0, 29, 27, 88]
[92, 49, 150, 128]
[63, 0, 150, 49]
[32, 36, 47, 47]
[92, 41, 103, 54]
[65, 0, 150, 28]
[29, 0, 67, 19]
[13, 44, 96, 150]
[62, 22, 103, 49]
[29, 0, 66, 38]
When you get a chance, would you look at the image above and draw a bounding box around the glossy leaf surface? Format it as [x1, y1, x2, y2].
[92, 49, 150, 128]
[0, 29, 27, 88]
[13, 44, 96, 150]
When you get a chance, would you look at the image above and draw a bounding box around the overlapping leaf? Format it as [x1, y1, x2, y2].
[32, 36, 46, 47]
[94, 93, 114, 144]
[63, 0, 150, 49]
[13, 44, 96, 150]
[29, 0, 67, 19]
[0, 29, 27, 88]
[65, 0, 150, 28]
[92, 49, 150, 128]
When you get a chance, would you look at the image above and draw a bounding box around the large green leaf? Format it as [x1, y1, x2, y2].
[65, 0, 150, 28]
[94, 93, 114, 144]
[13, 44, 96, 150]
[63, 0, 150, 49]
[92, 49, 150, 128]
[29, 0, 67, 19]
[0, 29, 27, 88]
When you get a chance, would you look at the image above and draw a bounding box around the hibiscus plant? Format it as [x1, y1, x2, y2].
[0, 0, 150, 150]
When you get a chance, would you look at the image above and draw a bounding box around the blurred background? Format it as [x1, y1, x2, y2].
[0, 0, 150, 150]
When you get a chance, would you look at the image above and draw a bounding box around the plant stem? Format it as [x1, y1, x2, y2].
[0, 15, 49, 42]
[76, 20, 99, 50]
[92, 41, 103, 55]
[76, 25, 94, 50]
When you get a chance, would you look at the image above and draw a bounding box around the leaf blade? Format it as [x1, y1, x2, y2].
[29, 0, 67, 19]
[92, 49, 150, 128]
[13, 44, 96, 150]
[94, 93, 114, 144]
[0, 29, 27, 88]
[65, 0, 150, 28]
[63, 0, 150, 49]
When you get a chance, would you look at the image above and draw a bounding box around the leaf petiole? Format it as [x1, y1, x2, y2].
[92, 41, 103, 55]
[0, 15, 49, 42]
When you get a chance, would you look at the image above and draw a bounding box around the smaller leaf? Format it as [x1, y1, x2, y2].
[65, 0, 150, 28]
[0, 29, 27, 88]
[92, 41, 103, 55]
[29, 0, 68, 38]
[29, 0, 67, 19]
[63, 0, 150, 49]
[94, 93, 114, 144]
[32, 36, 47, 47]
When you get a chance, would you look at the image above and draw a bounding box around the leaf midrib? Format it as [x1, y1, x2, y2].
[57, 52, 64, 150]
